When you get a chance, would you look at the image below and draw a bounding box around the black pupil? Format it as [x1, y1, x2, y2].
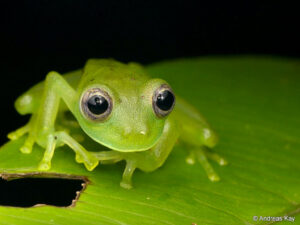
[87, 95, 109, 115]
[156, 90, 174, 111]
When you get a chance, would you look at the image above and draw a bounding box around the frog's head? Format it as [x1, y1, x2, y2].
[75, 62, 175, 152]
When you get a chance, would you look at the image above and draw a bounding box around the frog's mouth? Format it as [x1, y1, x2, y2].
[91, 135, 160, 152]
[85, 129, 162, 153]
[79, 117, 165, 153]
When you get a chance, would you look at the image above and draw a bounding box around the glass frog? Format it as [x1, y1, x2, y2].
[8, 59, 227, 189]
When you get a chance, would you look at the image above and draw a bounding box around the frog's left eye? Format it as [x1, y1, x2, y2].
[152, 84, 175, 118]
[81, 88, 113, 121]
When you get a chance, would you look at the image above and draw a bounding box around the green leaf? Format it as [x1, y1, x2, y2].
[0, 56, 299, 225]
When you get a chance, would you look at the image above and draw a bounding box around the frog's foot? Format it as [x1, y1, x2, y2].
[8, 118, 36, 154]
[20, 134, 35, 154]
[75, 152, 99, 171]
[186, 147, 227, 182]
[38, 133, 58, 171]
[7, 124, 30, 141]
[38, 131, 99, 171]
[120, 160, 136, 189]
[56, 131, 99, 171]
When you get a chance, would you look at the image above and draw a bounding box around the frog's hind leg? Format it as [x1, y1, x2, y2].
[176, 97, 227, 182]
[181, 124, 228, 182]
[183, 134, 228, 181]
[186, 147, 227, 182]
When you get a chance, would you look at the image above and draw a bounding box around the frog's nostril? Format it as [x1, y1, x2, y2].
[139, 124, 149, 136]
[139, 129, 151, 137]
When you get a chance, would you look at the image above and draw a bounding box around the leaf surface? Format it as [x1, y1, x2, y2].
[0, 56, 299, 225]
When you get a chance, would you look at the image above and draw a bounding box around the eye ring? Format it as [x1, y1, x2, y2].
[152, 84, 175, 118]
[80, 88, 113, 121]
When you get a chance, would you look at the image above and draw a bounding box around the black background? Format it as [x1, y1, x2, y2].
[0, 0, 299, 142]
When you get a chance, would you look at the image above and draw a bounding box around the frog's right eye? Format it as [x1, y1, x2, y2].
[80, 88, 113, 121]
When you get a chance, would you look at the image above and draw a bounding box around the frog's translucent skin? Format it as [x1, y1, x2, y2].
[8, 59, 227, 189]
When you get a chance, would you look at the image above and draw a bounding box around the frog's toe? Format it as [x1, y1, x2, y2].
[75, 154, 84, 163]
[208, 172, 220, 182]
[7, 132, 19, 140]
[76, 152, 99, 171]
[20, 135, 35, 154]
[185, 151, 196, 165]
[120, 180, 133, 189]
[20, 145, 32, 154]
[84, 158, 99, 171]
[38, 161, 51, 171]
[192, 148, 223, 182]
[205, 151, 228, 166]
[219, 157, 228, 166]
[7, 124, 30, 141]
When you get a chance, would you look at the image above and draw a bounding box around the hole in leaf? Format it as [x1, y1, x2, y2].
[0, 174, 88, 208]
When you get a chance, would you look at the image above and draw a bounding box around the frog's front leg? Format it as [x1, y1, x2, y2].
[38, 131, 99, 171]
[27, 71, 98, 171]
[92, 118, 179, 189]
[122, 118, 179, 189]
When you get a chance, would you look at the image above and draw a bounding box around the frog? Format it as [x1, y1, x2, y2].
[7, 59, 227, 189]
